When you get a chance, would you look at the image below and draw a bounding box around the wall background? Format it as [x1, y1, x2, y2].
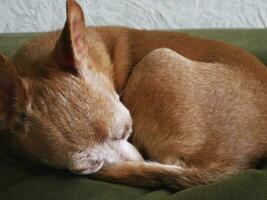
[0, 0, 267, 33]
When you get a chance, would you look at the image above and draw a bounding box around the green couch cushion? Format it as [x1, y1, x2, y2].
[0, 29, 267, 200]
[0, 29, 267, 65]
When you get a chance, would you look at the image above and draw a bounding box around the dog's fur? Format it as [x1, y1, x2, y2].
[1, 0, 267, 190]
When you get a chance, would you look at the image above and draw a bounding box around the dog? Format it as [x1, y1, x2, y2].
[1, 0, 267, 190]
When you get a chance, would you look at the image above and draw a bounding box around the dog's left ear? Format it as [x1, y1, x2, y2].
[0, 54, 31, 129]
[53, 0, 88, 76]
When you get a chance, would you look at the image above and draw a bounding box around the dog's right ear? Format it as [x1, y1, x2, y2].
[52, 0, 89, 77]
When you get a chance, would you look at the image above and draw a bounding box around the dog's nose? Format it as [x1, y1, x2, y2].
[121, 122, 132, 140]
[113, 122, 132, 141]
[113, 104, 133, 140]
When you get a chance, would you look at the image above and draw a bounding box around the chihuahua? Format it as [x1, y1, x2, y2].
[1, 0, 267, 190]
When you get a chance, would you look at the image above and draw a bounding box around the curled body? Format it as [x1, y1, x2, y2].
[1, 0, 267, 190]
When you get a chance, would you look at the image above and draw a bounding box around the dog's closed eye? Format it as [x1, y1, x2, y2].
[11, 111, 31, 137]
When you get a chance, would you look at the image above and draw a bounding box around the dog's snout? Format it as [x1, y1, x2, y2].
[121, 122, 132, 140]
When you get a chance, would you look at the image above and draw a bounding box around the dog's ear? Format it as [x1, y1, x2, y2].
[0, 54, 30, 127]
[53, 0, 88, 76]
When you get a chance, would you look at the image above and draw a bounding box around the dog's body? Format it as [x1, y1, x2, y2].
[1, 0, 267, 190]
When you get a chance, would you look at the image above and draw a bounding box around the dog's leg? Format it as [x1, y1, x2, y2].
[91, 161, 239, 190]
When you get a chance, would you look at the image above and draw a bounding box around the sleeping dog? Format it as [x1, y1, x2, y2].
[1, 0, 267, 190]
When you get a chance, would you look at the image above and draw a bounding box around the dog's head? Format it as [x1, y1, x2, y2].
[0, 0, 143, 174]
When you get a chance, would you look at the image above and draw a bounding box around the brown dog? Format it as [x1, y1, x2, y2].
[1, 0, 267, 190]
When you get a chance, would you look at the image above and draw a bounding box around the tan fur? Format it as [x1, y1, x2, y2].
[1, 0, 267, 190]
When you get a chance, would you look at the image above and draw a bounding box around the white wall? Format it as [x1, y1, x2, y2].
[0, 0, 267, 33]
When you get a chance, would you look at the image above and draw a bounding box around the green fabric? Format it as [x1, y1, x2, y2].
[0, 29, 267, 200]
